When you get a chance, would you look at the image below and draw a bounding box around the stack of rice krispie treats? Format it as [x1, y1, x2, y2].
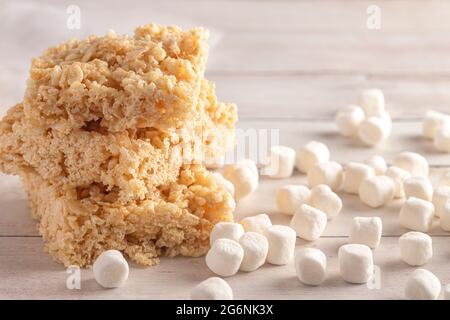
[0, 24, 237, 267]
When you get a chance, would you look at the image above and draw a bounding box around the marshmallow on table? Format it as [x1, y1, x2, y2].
[296, 141, 330, 174]
[290, 204, 327, 241]
[439, 170, 450, 187]
[349, 217, 382, 249]
[206, 239, 244, 277]
[399, 197, 435, 232]
[338, 244, 373, 284]
[403, 176, 433, 201]
[358, 175, 395, 208]
[335, 105, 365, 137]
[295, 248, 327, 286]
[405, 269, 441, 300]
[276, 184, 311, 215]
[212, 172, 235, 197]
[399, 231, 432, 266]
[309, 184, 342, 220]
[386, 166, 411, 198]
[357, 116, 389, 147]
[423, 110, 450, 139]
[440, 202, 450, 231]
[343, 162, 375, 194]
[307, 161, 343, 191]
[265, 225, 296, 265]
[434, 126, 450, 153]
[93, 250, 129, 288]
[239, 232, 269, 272]
[364, 155, 387, 175]
[240, 214, 272, 235]
[190, 277, 233, 300]
[360, 88, 385, 117]
[210, 222, 245, 245]
[223, 159, 259, 201]
[393, 152, 429, 177]
[432, 186, 450, 218]
[263, 145, 296, 178]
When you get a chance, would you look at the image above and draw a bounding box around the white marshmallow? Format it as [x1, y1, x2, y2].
[309, 184, 342, 220]
[338, 244, 373, 284]
[343, 162, 375, 194]
[276, 184, 311, 215]
[403, 176, 433, 201]
[393, 152, 429, 177]
[263, 145, 296, 178]
[358, 117, 389, 146]
[405, 269, 441, 300]
[290, 204, 327, 241]
[439, 170, 450, 187]
[380, 111, 393, 136]
[335, 105, 365, 137]
[240, 214, 272, 235]
[190, 277, 233, 300]
[265, 225, 296, 265]
[295, 248, 327, 286]
[205, 156, 225, 169]
[432, 186, 450, 218]
[206, 239, 244, 277]
[358, 176, 395, 208]
[93, 250, 129, 288]
[212, 172, 235, 197]
[444, 284, 450, 300]
[307, 161, 343, 191]
[349, 217, 382, 249]
[399, 197, 435, 232]
[296, 141, 330, 174]
[210, 222, 245, 246]
[239, 232, 269, 272]
[364, 155, 387, 175]
[423, 110, 450, 139]
[360, 88, 385, 117]
[399, 231, 432, 266]
[440, 202, 450, 231]
[434, 126, 450, 153]
[223, 159, 259, 201]
[386, 166, 411, 198]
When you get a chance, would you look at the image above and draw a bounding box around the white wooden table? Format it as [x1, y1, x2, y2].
[1, 0, 450, 299]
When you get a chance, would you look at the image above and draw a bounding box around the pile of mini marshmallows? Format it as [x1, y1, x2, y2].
[336, 89, 392, 146]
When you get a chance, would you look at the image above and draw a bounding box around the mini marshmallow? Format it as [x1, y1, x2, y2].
[403, 176, 433, 201]
[190, 277, 233, 300]
[290, 204, 327, 241]
[212, 172, 235, 197]
[309, 184, 342, 220]
[405, 269, 441, 300]
[349, 217, 382, 249]
[444, 284, 450, 300]
[210, 222, 245, 245]
[335, 105, 365, 137]
[338, 244, 373, 284]
[423, 110, 450, 139]
[265, 225, 296, 265]
[223, 159, 259, 201]
[358, 175, 395, 208]
[358, 117, 389, 147]
[440, 202, 450, 231]
[399, 231, 432, 266]
[432, 186, 450, 218]
[93, 250, 129, 288]
[263, 145, 296, 178]
[240, 214, 272, 234]
[386, 166, 411, 198]
[296, 141, 330, 174]
[360, 88, 385, 117]
[439, 170, 450, 187]
[399, 197, 435, 232]
[295, 248, 327, 286]
[364, 155, 387, 175]
[307, 161, 343, 191]
[380, 111, 393, 136]
[239, 232, 269, 272]
[276, 184, 311, 215]
[434, 126, 450, 153]
[206, 239, 244, 277]
[343, 162, 375, 194]
[393, 152, 429, 177]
